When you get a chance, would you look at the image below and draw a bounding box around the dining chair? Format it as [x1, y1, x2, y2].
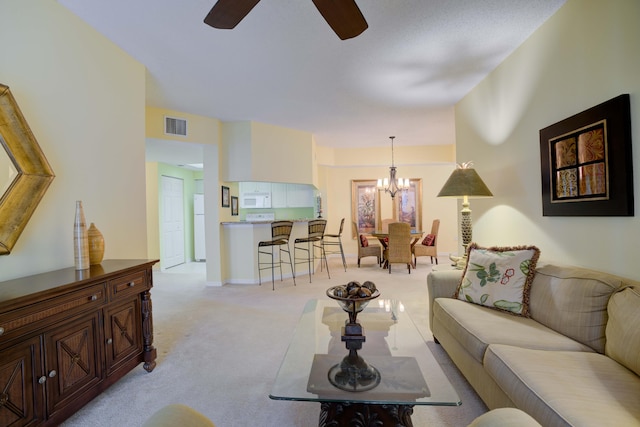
[257, 221, 296, 290]
[413, 219, 440, 266]
[383, 222, 412, 274]
[353, 221, 381, 267]
[322, 218, 347, 271]
[294, 219, 330, 282]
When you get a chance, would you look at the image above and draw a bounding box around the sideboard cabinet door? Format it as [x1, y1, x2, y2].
[104, 298, 142, 376]
[44, 312, 102, 419]
[0, 337, 43, 426]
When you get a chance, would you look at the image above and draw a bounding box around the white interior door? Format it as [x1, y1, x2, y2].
[161, 175, 185, 269]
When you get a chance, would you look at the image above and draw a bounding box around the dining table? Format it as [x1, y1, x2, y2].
[370, 229, 423, 268]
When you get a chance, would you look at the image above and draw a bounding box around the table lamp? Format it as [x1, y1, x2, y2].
[437, 162, 493, 269]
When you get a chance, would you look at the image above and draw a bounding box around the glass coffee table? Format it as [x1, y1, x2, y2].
[270, 298, 460, 426]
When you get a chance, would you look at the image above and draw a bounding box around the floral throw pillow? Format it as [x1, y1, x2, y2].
[454, 243, 540, 317]
[359, 234, 369, 247]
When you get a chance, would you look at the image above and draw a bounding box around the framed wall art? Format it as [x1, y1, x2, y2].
[351, 180, 378, 238]
[539, 94, 633, 216]
[221, 185, 230, 207]
[396, 178, 423, 232]
[231, 196, 238, 216]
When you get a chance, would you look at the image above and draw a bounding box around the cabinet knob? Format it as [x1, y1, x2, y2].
[90, 295, 98, 301]
[48, 370, 57, 378]
[0, 327, 4, 335]
[128, 281, 135, 287]
[107, 338, 113, 345]
[38, 376, 47, 384]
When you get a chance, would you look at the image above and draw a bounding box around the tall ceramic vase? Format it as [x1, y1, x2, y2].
[88, 222, 105, 265]
[73, 201, 90, 270]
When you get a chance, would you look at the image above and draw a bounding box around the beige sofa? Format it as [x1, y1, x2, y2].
[142, 403, 542, 426]
[427, 263, 640, 427]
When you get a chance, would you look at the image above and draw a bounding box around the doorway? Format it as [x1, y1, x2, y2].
[161, 175, 185, 269]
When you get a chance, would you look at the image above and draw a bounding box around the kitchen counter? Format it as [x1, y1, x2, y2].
[220, 219, 320, 284]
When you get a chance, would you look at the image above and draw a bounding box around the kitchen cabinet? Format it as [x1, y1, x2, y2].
[271, 183, 288, 208]
[0, 259, 158, 426]
[285, 184, 315, 207]
[239, 181, 272, 195]
[267, 183, 315, 208]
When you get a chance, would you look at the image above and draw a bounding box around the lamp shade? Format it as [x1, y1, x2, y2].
[437, 167, 493, 198]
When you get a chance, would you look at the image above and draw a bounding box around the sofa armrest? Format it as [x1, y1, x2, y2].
[427, 269, 463, 332]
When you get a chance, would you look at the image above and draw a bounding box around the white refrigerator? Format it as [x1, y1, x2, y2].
[194, 194, 205, 261]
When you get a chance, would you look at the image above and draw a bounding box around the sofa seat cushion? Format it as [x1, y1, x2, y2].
[484, 344, 640, 427]
[433, 298, 593, 364]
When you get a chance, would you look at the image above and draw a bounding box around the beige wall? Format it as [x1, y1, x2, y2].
[222, 121, 316, 185]
[455, 0, 640, 278]
[145, 107, 230, 284]
[146, 106, 221, 144]
[0, 0, 147, 281]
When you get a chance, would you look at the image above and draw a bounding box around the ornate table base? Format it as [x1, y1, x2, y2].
[319, 402, 414, 427]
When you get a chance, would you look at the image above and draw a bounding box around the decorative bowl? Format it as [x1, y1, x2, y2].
[326, 284, 380, 315]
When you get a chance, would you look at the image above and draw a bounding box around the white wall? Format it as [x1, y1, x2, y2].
[455, 0, 640, 278]
[0, 0, 148, 280]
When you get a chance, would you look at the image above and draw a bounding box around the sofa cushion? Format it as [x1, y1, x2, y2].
[359, 234, 368, 247]
[606, 286, 640, 376]
[455, 244, 540, 316]
[528, 263, 629, 353]
[467, 408, 542, 427]
[433, 298, 592, 364]
[142, 404, 216, 427]
[484, 344, 640, 427]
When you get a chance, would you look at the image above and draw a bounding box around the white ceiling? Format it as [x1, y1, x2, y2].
[58, 0, 565, 156]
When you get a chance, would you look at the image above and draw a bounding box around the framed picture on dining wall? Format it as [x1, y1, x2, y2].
[539, 94, 633, 216]
[396, 179, 422, 232]
[351, 180, 378, 238]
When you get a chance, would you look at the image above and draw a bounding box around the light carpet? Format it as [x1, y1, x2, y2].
[61, 256, 487, 427]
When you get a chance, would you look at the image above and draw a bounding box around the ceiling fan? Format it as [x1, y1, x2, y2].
[203, 0, 368, 40]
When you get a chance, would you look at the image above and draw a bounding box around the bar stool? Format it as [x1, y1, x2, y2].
[258, 221, 296, 290]
[322, 218, 347, 271]
[294, 219, 330, 282]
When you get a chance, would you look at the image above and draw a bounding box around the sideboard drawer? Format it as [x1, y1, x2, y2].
[0, 283, 106, 339]
[109, 270, 149, 301]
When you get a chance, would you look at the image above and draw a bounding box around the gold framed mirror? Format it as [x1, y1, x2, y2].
[0, 84, 55, 255]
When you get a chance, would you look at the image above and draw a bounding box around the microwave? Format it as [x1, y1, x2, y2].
[240, 192, 272, 209]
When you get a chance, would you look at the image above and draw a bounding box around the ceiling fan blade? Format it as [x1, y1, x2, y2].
[312, 0, 368, 40]
[204, 0, 261, 29]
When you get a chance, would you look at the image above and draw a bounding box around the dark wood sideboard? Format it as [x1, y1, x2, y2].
[0, 259, 159, 426]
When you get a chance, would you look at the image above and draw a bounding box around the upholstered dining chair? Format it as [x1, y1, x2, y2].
[353, 221, 381, 267]
[381, 218, 394, 233]
[322, 218, 347, 271]
[383, 222, 412, 274]
[413, 219, 440, 266]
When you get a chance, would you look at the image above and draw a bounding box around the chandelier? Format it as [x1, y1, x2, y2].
[377, 136, 409, 200]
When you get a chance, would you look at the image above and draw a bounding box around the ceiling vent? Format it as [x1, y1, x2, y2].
[164, 116, 187, 136]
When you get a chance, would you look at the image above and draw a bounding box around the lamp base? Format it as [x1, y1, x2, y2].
[449, 254, 468, 270]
